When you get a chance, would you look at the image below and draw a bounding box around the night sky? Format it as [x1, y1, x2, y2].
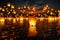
[0, 0, 60, 10]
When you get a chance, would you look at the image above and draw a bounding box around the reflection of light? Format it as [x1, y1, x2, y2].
[48, 16, 54, 23]
[7, 17, 12, 21]
[54, 17, 58, 21]
[13, 18, 16, 23]
[19, 16, 24, 25]
[29, 17, 36, 25]
[20, 16, 24, 21]
[16, 18, 19, 22]
[28, 16, 37, 37]
[0, 17, 5, 26]
[40, 17, 44, 21]
[28, 25, 37, 37]
[58, 19, 60, 26]
[25, 17, 28, 21]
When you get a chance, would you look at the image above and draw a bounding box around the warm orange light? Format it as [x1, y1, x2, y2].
[27, 6, 30, 10]
[28, 25, 37, 37]
[19, 16, 24, 22]
[28, 16, 37, 37]
[7, 3, 11, 7]
[50, 12, 53, 15]
[2, 9, 5, 12]
[48, 16, 54, 23]
[8, 17, 12, 21]
[13, 11, 16, 14]
[11, 5, 14, 9]
[38, 14, 40, 16]
[46, 4, 48, 8]
[20, 10, 23, 12]
[0, 7, 2, 10]
[18, 7, 20, 9]
[24, 6, 26, 8]
[0, 17, 5, 26]
[16, 18, 19, 22]
[40, 17, 44, 21]
[29, 16, 36, 25]
[13, 18, 16, 23]
[32, 7, 36, 11]
[51, 9, 54, 11]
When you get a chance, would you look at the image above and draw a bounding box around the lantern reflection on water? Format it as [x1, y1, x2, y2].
[19, 16, 24, 26]
[13, 18, 16, 23]
[40, 17, 44, 21]
[58, 16, 60, 26]
[16, 17, 19, 22]
[0, 17, 5, 27]
[7, 17, 12, 21]
[48, 16, 54, 23]
[28, 16, 37, 37]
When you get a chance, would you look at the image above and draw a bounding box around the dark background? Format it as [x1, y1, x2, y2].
[0, 0, 60, 10]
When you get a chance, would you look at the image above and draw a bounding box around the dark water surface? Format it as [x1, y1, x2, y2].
[0, 17, 60, 40]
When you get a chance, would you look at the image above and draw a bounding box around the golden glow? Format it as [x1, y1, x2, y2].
[30, 11, 34, 14]
[38, 14, 40, 16]
[47, 10, 50, 13]
[24, 6, 26, 8]
[46, 4, 48, 8]
[40, 17, 44, 21]
[20, 10, 23, 12]
[0, 17, 5, 26]
[19, 16, 24, 26]
[48, 16, 54, 23]
[19, 16, 24, 23]
[13, 11, 16, 14]
[13, 18, 16, 23]
[0, 7, 2, 10]
[32, 7, 36, 11]
[25, 17, 28, 20]
[7, 17, 12, 21]
[2, 9, 5, 12]
[18, 7, 20, 9]
[11, 5, 14, 9]
[28, 16, 37, 37]
[16, 18, 19, 22]
[28, 25, 37, 37]
[29, 16, 36, 25]
[51, 9, 54, 11]
[27, 6, 30, 10]
[7, 3, 11, 7]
